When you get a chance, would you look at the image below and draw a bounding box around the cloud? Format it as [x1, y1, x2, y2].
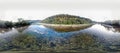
[0, 0, 119, 22]
[2, 9, 112, 22]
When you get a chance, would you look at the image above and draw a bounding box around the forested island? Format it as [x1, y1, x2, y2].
[42, 14, 92, 24]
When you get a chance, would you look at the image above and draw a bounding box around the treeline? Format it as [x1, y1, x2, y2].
[42, 14, 92, 24]
[104, 20, 120, 26]
[0, 19, 30, 28]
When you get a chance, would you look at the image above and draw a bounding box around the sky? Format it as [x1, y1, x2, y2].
[4, 9, 112, 22]
[0, 0, 120, 22]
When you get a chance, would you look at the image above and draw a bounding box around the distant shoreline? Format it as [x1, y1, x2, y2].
[36, 23, 93, 27]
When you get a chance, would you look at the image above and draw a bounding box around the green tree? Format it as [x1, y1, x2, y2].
[5, 21, 13, 28]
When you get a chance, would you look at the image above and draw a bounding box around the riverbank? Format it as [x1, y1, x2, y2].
[36, 23, 93, 32]
[37, 23, 93, 27]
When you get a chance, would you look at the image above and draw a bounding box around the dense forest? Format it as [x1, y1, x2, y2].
[0, 19, 31, 28]
[42, 14, 92, 24]
[103, 20, 120, 26]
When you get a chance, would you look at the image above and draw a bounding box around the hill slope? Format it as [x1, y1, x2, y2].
[42, 14, 92, 24]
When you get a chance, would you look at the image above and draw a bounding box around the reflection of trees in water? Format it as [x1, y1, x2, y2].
[44, 25, 92, 32]
[0, 26, 28, 33]
[103, 25, 120, 32]
[113, 27, 120, 32]
[0, 28, 11, 33]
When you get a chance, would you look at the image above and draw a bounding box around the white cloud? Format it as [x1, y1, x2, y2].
[0, 0, 119, 22]
[3, 9, 111, 22]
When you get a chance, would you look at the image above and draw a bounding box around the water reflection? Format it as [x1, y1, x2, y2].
[23, 24, 120, 46]
[75, 24, 120, 51]
[0, 28, 19, 39]
[0, 26, 28, 46]
[0, 24, 120, 45]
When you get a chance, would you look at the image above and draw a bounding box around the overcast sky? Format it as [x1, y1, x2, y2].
[0, 0, 120, 22]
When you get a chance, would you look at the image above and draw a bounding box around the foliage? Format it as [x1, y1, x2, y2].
[42, 14, 92, 24]
[0, 18, 30, 28]
[104, 20, 120, 26]
[5, 21, 13, 28]
[14, 20, 30, 27]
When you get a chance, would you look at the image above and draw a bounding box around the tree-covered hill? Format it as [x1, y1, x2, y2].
[42, 14, 92, 24]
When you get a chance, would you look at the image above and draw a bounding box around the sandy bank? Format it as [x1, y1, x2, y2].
[38, 23, 93, 27]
